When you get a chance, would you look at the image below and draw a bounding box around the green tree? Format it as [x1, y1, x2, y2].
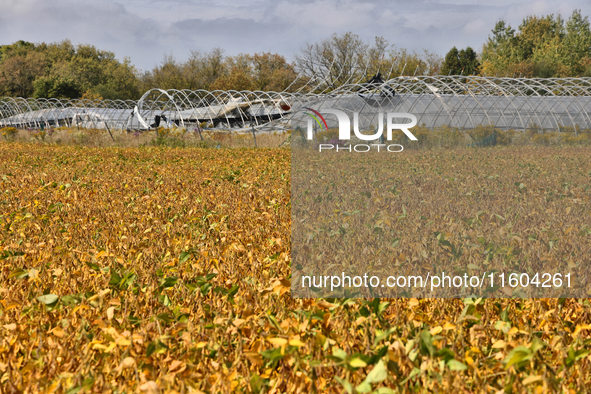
[384, 48, 441, 77]
[140, 48, 230, 92]
[180, 48, 226, 91]
[38, 40, 77, 65]
[516, 15, 563, 60]
[442, 47, 479, 75]
[441, 47, 461, 75]
[140, 49, 299, 93]
[92, 58, 140, 100]
[210, 53, 254, 91]
[209, 66, 254, 91]
[251, 52, 298, 92]
[481, 10, 591, 77]
[144, 54, 186, 90]
[0, 39, 140, 100]
[561, 10, 591, 75]
[33, 75, 82, 99]
[481, 20, 518, 75]
[0, 40, 36, 62]
[0, 51, 46, 97]
[459, 47, 480, 75]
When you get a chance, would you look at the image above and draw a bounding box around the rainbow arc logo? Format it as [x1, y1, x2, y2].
[304, 107, 328, 132]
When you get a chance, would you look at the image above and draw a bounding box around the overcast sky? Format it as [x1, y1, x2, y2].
[1, 0, 590, 72]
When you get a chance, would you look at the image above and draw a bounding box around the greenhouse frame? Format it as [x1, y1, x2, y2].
[2, 76, 591, 134]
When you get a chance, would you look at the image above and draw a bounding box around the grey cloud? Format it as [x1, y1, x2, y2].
[0, 0, 590, 71]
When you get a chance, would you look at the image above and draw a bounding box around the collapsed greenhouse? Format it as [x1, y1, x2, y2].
[2, 76, 591, 134]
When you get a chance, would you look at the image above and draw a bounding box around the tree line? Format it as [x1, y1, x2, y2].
[444, 9, 591, 77]
[0, 40, 140, 100]
[1, 9, 590, 100]
[0, 36, 442, 100]
[0, 40, 303, 100]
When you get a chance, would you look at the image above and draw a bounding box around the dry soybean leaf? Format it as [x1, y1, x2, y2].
[288, 338, 306, 347]
[121, 357, 136, 369]
[87, 289, 110, 302]
[107, 307, 115, 320]
[507, 327, 519, 336]
[2, 323, 17, 331]
[244, 351, 263, 367]
[169, 360, 186, 373]
[51, 327, 65, 338]
[116, 337, 131, 347]
[573, 324, 591, 337]
[3, 303, 20, 311]
[139, 381, 159, 394]
[272, 278, 291, 295]
[267, 338, 288, 347]
[523, 375, 542, 385]
[28, 268, 39, 279]
[492, 340, 506, 349]
[317, 300, 337, 310]
[430, 326, 443, 335]
[233, 318, 246, 327]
